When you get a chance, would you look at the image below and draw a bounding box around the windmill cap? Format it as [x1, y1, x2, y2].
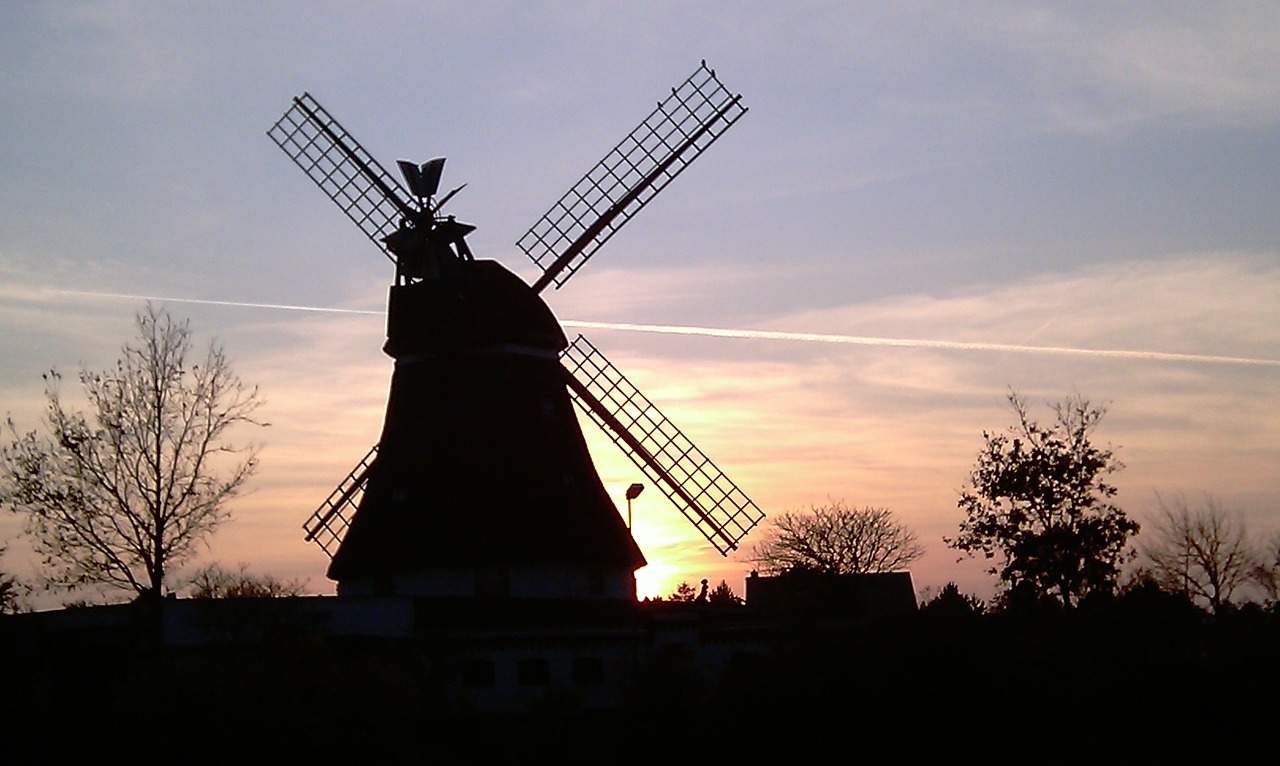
[384, 260, 568, 358]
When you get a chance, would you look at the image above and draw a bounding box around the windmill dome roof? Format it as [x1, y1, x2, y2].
[384, 260, 567, 358]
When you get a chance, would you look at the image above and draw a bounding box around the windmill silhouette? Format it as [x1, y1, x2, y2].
[268, 61, 763, 601]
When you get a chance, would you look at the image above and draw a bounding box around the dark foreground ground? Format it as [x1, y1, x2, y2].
[2, 591, 1276, 763]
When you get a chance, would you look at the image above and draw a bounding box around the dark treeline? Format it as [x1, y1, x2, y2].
[632, 587, 1278, 761]
[2, 587, 1275, 763]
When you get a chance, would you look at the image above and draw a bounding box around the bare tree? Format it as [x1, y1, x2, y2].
[0, 544, 24, 614]
[0, 304, 264, 603]
[749, 500, 924, 576]
[1253, 532, 1280, 605]
[1140, 493, 1257, 613]
[186, 563, 306, 598]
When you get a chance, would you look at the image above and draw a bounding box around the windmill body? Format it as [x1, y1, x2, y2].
[270, 61, 763, 604]
[331, 258, 645, 600]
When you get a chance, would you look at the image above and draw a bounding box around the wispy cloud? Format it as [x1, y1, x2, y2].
[927, 2, 1280, 132]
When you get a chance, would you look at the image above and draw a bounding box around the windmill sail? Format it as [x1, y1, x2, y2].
[267, 92, 413, 260]
[561, 335, 765, 555]
[303, 445, 378, 558]
[519, 60, 748, 293]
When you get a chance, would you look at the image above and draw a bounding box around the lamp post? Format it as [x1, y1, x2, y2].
[625, 482, 644, 530]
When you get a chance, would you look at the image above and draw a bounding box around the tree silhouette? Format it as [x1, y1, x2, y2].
[919, 582, 985, 618]
[0, 304, 265, 603]
[707, 579, 742, 605]
[749, 500, 924, 575]
[669, 581, 698, 602]
[0, 544, 23, 614]
[947, 391, 1138, 607]
[1141, 493, 1262, 612]
[187, 563, 306, 598]
[1254, 532, 1280, 606]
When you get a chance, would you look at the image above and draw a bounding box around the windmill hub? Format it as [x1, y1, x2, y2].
[383, 212, 475, 281]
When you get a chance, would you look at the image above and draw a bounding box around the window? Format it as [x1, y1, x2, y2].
[517, 658, 550, 687]
[475, 567, 510, 598]
[461, 659, 495, 688]
[572, 656, 605, 685]
[729, 651, 763, 676]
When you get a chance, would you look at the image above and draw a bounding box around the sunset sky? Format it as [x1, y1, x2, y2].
[2, 2, 1277, 610]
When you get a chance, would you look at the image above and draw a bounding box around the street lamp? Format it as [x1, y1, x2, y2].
[625, 482, 644, 529]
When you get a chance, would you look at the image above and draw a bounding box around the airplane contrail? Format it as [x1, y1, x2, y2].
[48, 289, 1280, 368]
[562, 321, 1279, 367]
[51, 290, 384, 316]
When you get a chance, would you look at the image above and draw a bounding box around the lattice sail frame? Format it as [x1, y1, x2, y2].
[303, 445, 378, 558]
[519, 60, 748, 293]
[561, 335, 765, 555]
[267, 93, 414, 262]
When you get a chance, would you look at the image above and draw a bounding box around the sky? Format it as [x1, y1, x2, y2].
[1, 2, 1278, 610]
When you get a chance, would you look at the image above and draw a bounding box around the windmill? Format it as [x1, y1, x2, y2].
[268, 61, 763, 601]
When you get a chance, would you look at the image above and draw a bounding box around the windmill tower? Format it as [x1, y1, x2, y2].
[269, 61, 763, 603]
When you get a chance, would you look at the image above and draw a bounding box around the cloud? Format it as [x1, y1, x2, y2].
[3, 4, 202, 104]
[4, 253, 1276, 607]
[763, 251, 1280, 359]
[2, 4, 1276, 607]
[561, 251, 1280, 597]
[942, 2, 1280, 132]
[743, 3, 1280, 143]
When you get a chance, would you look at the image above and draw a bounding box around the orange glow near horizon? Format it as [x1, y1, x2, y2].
[4, 254, 1279, 613]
